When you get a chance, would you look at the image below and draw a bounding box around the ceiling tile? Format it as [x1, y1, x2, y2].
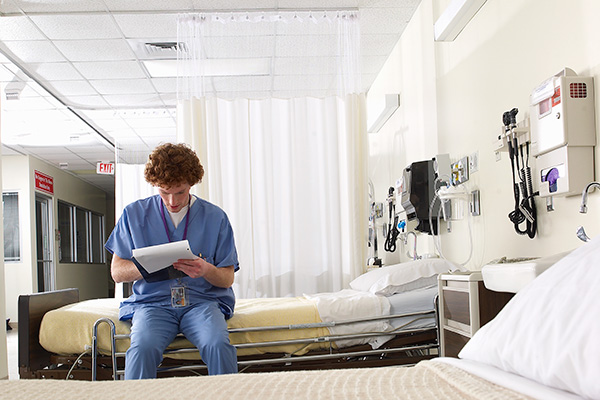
[0, 16, 46, 40]
[0, 0, 22, 15]
[90, 78, 155, 95]
[93, 118, 131, 131]
[53, 39, 136, 62]
[29, 62, 84, 80]
[10, 0, 106, 13]
[60, 94, 110, 109]
[29, 14, 122, 40]
[73, 60, 146, 80]
[113, 13, 180, 38]
[2, 40, 66, 63]
[46, 80, 98, 96]
[150, 77, 177, 93]
[360, 7, 411, 35]
[75, 145, 115, 156]
[274, 56, 337, 75]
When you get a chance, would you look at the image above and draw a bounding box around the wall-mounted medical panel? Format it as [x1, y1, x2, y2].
[530, 68, 596, 197]
[536, 146, 594, 197]
[530, 68, 595, 156]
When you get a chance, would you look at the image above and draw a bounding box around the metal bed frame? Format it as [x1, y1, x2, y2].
[18, 288, 440, 380]
[91, 309, 440, 380]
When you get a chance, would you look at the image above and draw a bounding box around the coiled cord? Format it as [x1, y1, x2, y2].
[384, 215, 400, 252]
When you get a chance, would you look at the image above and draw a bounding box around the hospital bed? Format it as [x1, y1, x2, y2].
[18, 259, 452, 380]
[10, 236, 599, 399]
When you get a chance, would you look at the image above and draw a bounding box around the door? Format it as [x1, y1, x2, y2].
[35, 194, 55, 292]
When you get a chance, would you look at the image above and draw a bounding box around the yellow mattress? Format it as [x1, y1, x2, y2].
[39, 297, 332, 359]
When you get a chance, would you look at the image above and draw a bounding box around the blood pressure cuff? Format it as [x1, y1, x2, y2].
[132, 258, 186, 283]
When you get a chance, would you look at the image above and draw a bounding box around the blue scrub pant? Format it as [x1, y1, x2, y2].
[125, 302, 237, 379]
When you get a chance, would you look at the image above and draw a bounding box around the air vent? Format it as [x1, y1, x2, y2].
[128, 39, 188, 60]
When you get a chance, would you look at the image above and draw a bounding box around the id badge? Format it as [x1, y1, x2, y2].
[171, 286, 188, 308]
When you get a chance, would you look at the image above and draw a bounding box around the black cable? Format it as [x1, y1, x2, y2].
[523, 143, 537, 238]
[384, 215, 400, 252]
[504, 108, 537, 238]
[505, 109, 527, 235]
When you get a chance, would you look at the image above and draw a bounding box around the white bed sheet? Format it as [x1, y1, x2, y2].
[305, 287, 437, 349]
[304, 289, 392, 348]
[435, 358, 583, 400]
[386, 285, 437, 329]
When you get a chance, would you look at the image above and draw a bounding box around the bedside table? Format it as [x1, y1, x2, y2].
[438, 271, 514, 357]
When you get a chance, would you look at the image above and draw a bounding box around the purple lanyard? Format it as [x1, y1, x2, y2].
[159, 195, 191, 242]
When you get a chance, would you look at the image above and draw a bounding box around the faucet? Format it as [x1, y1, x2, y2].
[579, 182, 600, 213]
[577, 182, 600, 242]
[404, 231, 419, 260]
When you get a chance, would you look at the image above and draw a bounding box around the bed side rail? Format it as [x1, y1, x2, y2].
[18, 288, 80, 379]
[93, 309, 438, 380]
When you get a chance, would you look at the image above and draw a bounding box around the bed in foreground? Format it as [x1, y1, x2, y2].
[1, 359, 534, 400]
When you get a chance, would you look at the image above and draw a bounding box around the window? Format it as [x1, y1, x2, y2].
[90, 212, 104, 263]
[58, 201, 105, 264]
[75, 208, 88, 262]
[3, 192, 20, 262]
[58, 202, 73, 262]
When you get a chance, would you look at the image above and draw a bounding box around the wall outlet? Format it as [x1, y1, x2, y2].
[469, 151, 479, 173]
[451, 156, 469, 185]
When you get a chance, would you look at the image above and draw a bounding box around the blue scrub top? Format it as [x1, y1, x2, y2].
[105, 194, 239, 320]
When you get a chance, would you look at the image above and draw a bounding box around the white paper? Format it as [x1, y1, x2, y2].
[132, 240, 198, 273]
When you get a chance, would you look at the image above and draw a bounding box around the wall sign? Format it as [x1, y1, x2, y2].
[96, 162, 115, 175]
[34, 170, 54, 195]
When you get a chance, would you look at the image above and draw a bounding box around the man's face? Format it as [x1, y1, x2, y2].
[158, 183, 191, 213]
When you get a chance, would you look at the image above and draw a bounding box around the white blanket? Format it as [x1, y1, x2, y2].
[0, 360, 532, 400]
[304, 289, 392, 348]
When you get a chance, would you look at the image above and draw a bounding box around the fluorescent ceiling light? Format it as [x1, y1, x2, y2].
[143, 58, 271, 78]
[368, 94, 400, 133]
[434, 0, 488, 42]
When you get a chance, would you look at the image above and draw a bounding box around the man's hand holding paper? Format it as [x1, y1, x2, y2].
[132, 240, 199, 273]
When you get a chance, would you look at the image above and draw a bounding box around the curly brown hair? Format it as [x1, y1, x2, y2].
[144, 143, 204, 188]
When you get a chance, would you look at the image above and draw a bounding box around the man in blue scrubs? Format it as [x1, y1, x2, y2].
[105, 143, 239, 379]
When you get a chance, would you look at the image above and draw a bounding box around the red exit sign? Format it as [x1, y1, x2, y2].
[34, 170, 54, 195]
[96, 162, 115, 175]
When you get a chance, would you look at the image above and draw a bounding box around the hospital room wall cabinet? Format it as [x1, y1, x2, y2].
[438, 272, 513, 357]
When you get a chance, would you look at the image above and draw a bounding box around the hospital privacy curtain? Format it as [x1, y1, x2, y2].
[177, 11, 367, 298]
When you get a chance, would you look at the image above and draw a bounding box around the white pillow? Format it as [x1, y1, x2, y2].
[458, 235, 600, 399]
[349, 258, 458, 296]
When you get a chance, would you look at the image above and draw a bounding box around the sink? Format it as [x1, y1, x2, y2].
[481, 251, 570, 293]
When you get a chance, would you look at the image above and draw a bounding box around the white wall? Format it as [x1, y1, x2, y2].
[3, 155, 111, 324]
[0, 124, 7, 379]
[368, 0, 600, 268]
[3, 156, 34, 327]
